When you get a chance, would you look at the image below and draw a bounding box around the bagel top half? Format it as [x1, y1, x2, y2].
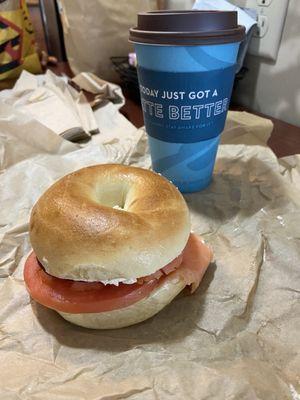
[29, 164, 191, 282]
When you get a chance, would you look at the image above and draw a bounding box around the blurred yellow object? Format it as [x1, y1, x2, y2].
[0, 0, 41, 81]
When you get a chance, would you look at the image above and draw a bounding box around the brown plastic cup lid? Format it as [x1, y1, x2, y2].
[129, 10, 245, 46]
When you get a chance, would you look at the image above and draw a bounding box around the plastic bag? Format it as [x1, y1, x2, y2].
[58, 0, 154, 81]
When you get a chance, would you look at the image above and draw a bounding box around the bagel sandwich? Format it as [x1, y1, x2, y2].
[24, 164, 213, 329]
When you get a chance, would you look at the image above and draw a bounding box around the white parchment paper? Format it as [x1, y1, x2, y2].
[0, 73, 299, 399]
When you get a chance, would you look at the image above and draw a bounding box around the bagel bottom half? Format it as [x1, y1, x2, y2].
[58, 277, 186, 329]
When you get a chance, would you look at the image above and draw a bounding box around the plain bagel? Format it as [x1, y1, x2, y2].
[30, 164, 191, 282]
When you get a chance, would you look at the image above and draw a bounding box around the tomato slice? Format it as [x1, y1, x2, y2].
[24, 252, 160, 313]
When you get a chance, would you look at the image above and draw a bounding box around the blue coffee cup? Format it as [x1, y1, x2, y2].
[130, 11, 245, 192]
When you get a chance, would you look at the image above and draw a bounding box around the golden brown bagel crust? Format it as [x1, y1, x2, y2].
[30, 164, 191, 281]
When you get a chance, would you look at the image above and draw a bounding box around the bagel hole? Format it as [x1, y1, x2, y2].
[95, 182, 128, 210]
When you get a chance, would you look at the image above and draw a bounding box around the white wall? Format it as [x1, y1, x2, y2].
[234, 0, 300, 126]
[164, 0, 194, 8]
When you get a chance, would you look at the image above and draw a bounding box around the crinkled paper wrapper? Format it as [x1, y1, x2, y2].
[0, 98, 299, 399]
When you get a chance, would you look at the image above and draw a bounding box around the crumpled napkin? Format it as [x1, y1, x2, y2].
[0, 69, 125, 142]
[71, 71, 124, 107]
